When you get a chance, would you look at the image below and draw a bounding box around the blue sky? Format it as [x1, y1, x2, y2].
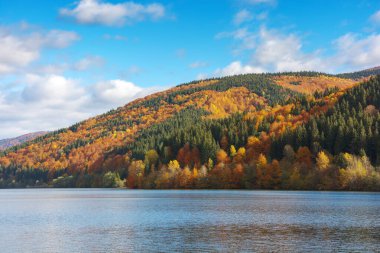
[0, 0, 379, 138]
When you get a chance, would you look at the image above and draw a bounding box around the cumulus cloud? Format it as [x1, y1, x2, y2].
[216, 24, 380, 76]
[0, 27, 79, 75]
[215, 61, 265, 76]
[196, 73, 208, 80]
[22, 74, 86, 106]
[234, 10, 253, 25]
[74, 56, 104, 71]
[215, 8, 380, 76]
[215, 27, 328, 76]
[370, 10, 380, 25]
[332, 33, 380, 71]
[32, 55, 104, 74]
[94, 79, 142, 104]
[41, 30, 80, 48]
[216, 28, 256, 54]
[92, 79, 164, 110]
[33, 63, 69, 75]
[216, 28, 249, 40]
[60, 0, 166, 26]
[0, 74, 88, 138]
[0, 73, 162, 138]
[0, 34, 39, 74]
[252, 27, 325, 72]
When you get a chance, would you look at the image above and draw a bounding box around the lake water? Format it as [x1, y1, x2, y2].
[0, 190, 379, 253]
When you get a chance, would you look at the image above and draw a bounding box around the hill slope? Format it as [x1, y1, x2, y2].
[336, 66, 380, 79]
[0, 70, 379, 190]
[0, 132, 48, 150]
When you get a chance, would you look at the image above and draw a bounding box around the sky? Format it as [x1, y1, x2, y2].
[0, 0, 380, 139]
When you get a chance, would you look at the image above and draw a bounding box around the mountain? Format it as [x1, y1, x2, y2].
[336, 66, 380, 79]
[0, 69, 380, 190]
[0, 132, 48, 150]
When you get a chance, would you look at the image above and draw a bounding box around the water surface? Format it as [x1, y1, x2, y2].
[0, 189, 379, 252]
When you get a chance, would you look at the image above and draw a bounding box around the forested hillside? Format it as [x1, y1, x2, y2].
[337, 66, 380, 79]
[0, 70, 379, 190]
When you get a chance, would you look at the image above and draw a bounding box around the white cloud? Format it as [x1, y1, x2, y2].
[234, 10, 253, 25]
[22, 74, 86, 106]
[60, 0, 166, 26]
[42, 30, 80, 48]
[0, 74, 89, 138]
[216, 28, 249, 40]
[332, 33, 380, 71]
[253, 27, 325, 72]
[215, 61, 265, 76]
[32, 55, 104, 74]
[370, 10, 380, 25]
[216, 28, 256, 54]
[33, 63, 69, 75]
[215, 27, 326, 75]
[216, 8, 380, 74]
[0, 73, 161, 138]
[196, 73, 208, 80]
[0, 34, 39, 74]
[0, 27, 79, 75]
[89, 79, 164, 111]
[74, 56, 104, 71]
[189, 61, 207, 69]
[94, 79, 143, 104]
[216, 24, 380, 76]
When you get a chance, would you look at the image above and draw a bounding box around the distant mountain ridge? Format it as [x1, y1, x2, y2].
[336, 66, 380, 79]
[0, 132, 48, 150]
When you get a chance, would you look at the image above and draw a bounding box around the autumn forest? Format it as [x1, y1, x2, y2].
[1, 69, 380, 191]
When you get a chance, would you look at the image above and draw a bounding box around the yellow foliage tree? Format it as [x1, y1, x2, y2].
[247, 136, 260, 147]
[230, 145, 237, 157]
[316, 151, 330, 171]
[255, 153, 267, 187]
[257, 153, 267, 168]
[168, 160, 181, 171]
[339, 154, 379, 190]
[234, 147, 246, 162]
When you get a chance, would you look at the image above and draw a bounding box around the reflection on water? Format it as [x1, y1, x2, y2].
[0, 190, 379, 252]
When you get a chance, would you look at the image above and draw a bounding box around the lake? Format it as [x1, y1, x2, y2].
[0, 190, 379, 252]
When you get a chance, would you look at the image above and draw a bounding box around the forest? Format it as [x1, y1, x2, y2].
[0, 70, 379, 190]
